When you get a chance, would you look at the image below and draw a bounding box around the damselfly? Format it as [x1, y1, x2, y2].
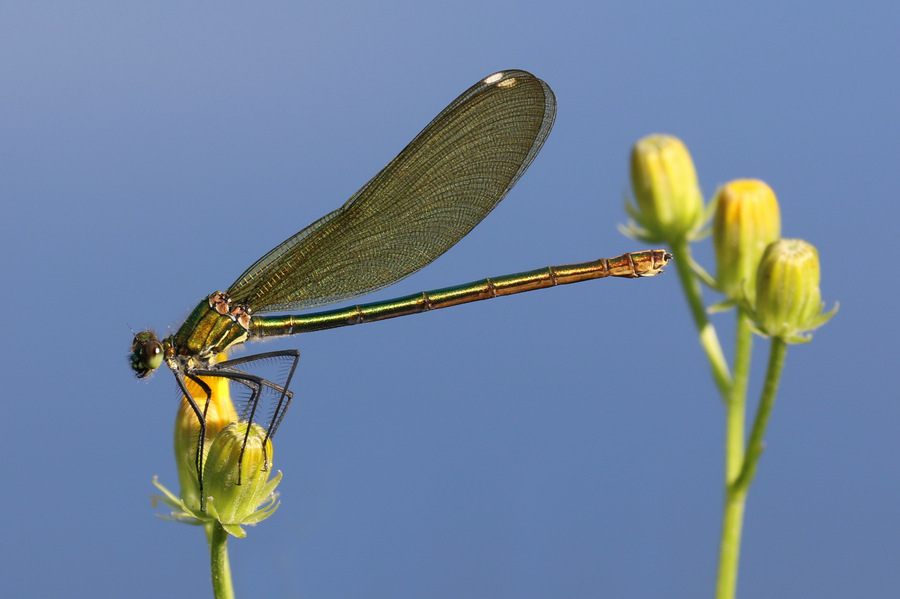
[131, 70, 670, 504]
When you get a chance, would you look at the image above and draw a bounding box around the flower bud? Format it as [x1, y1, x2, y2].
[202, 422, 281, 537]
[712, 179, 781, 301]
[626, 134, 705, 242]
[754, 239, 836, 342]
[173, 358, 238, 511]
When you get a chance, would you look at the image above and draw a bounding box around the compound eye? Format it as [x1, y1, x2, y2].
[143, 340, 164, 371]
[131, 332, 164, 377]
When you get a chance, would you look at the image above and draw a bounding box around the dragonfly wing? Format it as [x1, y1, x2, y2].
[228, 70, 556, 314]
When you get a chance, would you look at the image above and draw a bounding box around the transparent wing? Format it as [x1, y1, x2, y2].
[228, 70, 556, 314]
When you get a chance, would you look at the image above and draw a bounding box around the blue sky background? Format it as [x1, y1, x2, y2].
[2, 2, 897, 597]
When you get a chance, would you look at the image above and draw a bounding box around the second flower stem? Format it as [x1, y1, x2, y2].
[671, 239, 733, 397]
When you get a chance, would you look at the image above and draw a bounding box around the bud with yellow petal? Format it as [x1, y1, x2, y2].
[203, 422, 281, 538]
[173, 354, 239, 511]
[173, 385, 238, 511]
[713, 179, 782, 302]
[754, 239, 836, 342]
[624, 134, 706, 243]
[153, 351, 280, 539]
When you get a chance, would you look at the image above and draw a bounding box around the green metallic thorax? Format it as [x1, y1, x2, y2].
[170, 294, 249, 367]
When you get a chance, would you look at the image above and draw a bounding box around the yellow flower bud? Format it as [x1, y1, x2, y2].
[713, 179, 782, 301]
[754, 239, 836, 342]
[173, 355, 238, 511]
[203, 422, 281, 537]
[627, 134, 705, 242]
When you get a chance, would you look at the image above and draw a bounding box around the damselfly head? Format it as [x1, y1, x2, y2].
[131, 330, 164, 378]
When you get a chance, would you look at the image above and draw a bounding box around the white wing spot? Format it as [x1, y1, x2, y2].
[483, 72, 504, 84]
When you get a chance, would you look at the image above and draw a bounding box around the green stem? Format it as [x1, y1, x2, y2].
[715, 309, 753, 599]
[715, 488, 747, 599]
[207, 522, 235, 599]
[725, 309, 753, 480]
[670, 239, 733, 397]
[716, 336, 788, 599]
[734, 337, 788, 493]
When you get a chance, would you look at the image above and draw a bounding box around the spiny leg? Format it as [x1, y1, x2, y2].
[212, 349, 301, 463]
[176, 371, 212, 510]
[193, 367, 269, 485]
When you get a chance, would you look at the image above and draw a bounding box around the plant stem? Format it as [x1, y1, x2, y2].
[715, 309, 753, 599]
[735, 337, 787, 492]
[716, 336, 788, 599]
[670, 239, 733, 397]
[715, 488, 747, 599]
[207, 522, 235, 599]
[725, 309, 753, 479]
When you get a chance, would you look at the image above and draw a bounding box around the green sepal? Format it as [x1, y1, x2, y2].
[708, 299, 737, 314]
